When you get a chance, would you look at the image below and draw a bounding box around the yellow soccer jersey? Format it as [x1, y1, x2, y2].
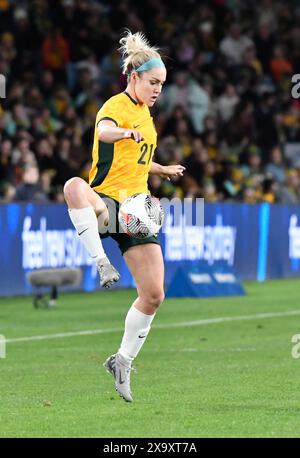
[89, 92, 157, 202]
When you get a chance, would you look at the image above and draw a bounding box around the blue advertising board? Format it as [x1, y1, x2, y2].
[0, 201, 300, 296]
[166, 263, 246, 298]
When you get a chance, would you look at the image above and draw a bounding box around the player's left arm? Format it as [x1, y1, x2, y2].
[150, 162, 185, 181]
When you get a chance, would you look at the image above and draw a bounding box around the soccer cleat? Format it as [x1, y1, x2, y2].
[97, 257, 120, 289]
[103, 353, 134, 402]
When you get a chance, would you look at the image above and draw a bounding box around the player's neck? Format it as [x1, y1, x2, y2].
[125, 86, 144, 106]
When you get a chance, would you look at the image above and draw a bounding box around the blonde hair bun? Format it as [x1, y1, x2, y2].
[118, 29, 161, 75]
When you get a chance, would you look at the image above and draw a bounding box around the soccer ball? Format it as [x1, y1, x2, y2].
[118, 193, 164, 239]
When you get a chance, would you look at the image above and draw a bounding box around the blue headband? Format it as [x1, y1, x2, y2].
[135, 57, 165, 73]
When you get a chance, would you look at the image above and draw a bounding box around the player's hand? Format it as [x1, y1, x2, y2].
[159, 165, 186, 181]
[124, 129, 144, 143]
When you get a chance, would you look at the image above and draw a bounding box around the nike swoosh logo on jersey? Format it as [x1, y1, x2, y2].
[133, 124, 140, 128]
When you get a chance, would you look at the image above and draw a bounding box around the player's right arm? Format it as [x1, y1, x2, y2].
[98, 120, 144, 144]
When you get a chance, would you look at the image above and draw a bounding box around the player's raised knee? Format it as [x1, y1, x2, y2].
[63, 177, 86, 201]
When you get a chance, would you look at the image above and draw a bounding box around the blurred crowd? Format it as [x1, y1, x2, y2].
[1, 0, 300, 204]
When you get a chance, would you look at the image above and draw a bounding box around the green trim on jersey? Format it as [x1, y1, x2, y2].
[97, 117, 118, 127]
[124, 91, 138, 106]
[90, 142, 114, 188]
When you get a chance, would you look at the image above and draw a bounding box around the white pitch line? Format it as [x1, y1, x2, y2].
[5, 327, 122, 344]
[5, 309, 300, 345]
[154, 309, 300, 328]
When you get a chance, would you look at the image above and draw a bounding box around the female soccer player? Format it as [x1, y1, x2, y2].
[63, 30, 185, 402]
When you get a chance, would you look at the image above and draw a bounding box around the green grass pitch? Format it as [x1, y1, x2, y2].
[1, 278, 300, 438]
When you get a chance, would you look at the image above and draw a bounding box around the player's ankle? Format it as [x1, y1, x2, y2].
[118, 351, 133, 366]
[96, 255, 109, 265]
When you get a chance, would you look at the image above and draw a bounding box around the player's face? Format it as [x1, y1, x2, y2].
[134, 68, 167, 107]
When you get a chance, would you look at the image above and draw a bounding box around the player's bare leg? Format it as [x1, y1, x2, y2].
[104, 244, 164, 401]
[63, 177, 120, 288]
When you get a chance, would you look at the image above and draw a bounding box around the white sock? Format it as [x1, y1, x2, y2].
[68, 207, 106, 261]
[118, 304, 156, 362]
